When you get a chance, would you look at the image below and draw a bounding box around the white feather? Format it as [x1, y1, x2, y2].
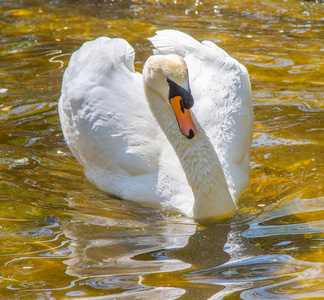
[59, 30, 253, 219]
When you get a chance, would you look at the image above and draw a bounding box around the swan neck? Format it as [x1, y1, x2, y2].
[173, 123, 236, 219]
[145, 88, 236, 219]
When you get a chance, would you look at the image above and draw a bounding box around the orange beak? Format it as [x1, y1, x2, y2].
[170, 96, 196, 139]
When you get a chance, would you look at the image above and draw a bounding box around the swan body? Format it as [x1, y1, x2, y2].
[59, 30, 253, 219]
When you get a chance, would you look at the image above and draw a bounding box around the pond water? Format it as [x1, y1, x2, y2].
[0, 0, 323, 299]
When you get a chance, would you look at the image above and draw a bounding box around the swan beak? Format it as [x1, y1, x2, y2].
[170, 95, 197, 139]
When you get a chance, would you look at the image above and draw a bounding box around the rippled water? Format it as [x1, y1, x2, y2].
[0, 0, 323, 299]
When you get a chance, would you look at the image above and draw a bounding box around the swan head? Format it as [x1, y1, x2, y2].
[143, 54, 196, 139]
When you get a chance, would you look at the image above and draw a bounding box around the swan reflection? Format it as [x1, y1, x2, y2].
[62, 194, 324, 299]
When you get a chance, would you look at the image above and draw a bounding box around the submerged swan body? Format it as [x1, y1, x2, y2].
[59, 30, 253, 219]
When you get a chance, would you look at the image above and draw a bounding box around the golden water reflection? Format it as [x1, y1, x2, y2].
[0, 0, 323, 298]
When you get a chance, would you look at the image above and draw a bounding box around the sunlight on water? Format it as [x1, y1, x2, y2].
[0, 0, 323, 299]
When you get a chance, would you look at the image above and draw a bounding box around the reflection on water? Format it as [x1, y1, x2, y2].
[0, 0, 323, 298]
[61, 194, 323, 299]
[63, 198, 194, 278]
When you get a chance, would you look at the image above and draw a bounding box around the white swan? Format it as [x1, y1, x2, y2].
[59, 30, 253, 219]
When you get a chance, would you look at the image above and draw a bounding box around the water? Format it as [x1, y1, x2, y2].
[0, 0, 323, 299]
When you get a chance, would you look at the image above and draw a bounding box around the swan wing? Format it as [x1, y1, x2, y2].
[59, 36, 194, 212]
[59, 37, 162, 195]
[149, 30, 254, 200]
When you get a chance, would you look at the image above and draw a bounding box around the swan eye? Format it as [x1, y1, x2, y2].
[167, 78, 194, 110]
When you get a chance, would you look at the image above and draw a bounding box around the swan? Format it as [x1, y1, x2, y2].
[58, 30, 253, 219]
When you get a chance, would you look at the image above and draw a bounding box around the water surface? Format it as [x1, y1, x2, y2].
[0, 0, 323, 299]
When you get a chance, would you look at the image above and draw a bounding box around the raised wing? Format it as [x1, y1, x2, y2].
[59, 37, 160, 178]
[149, 30, 254, 200]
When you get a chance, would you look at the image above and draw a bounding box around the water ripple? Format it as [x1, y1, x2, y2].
[191, 254, 323, 299]
[243, 197, 324, 238]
